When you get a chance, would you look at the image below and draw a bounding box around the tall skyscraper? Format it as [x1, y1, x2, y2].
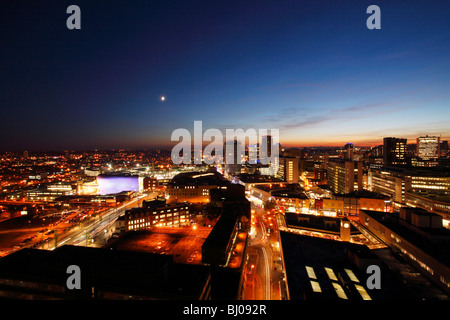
[383, 137, 407, 166]
[225, 139, 243, 175]
[259, 134, 279, 176]
[417, 136, 440, 160]
[344, 143, 354, 160]
[261, 135, 272, 158]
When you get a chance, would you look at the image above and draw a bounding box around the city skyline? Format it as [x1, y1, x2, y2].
[1, 0, 450, 152]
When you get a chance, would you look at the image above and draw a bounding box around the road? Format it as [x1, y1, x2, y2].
[39, 192, 156, 250]
[243, 203, 288, 300]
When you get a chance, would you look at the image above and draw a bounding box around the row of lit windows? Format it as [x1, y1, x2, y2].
[412, 185, 446, 190]
[412, 177, 448, 181]
[169, 190, 210, 196]
[129, 219, 187, 230]
[399, 248, 434, 276]
[129, 213, 187, 223]
[172, 186, 197, 189]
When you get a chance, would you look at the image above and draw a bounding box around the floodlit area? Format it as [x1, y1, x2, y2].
[107, 226, 212, 264]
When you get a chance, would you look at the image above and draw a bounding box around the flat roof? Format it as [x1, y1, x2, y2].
[285, 212, 359, 235]
[0, 244, 210, 299]
[407, 191, 450, 203]
[202, 209, 238, 251]
[361, 210, 450, 267]
[374, 165, 450, 177]
[333, 190, 390, 200]
[170, 171, 230, 186]
[280, 231, 414, 300]
[236, 173, 283, 183]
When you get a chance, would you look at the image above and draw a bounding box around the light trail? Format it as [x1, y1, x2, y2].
[261, 246, 271, 299]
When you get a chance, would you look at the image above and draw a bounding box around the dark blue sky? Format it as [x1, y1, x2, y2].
[1, 0, 449, 151]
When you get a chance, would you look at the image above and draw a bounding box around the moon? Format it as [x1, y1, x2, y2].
[160, 96, 166, 101]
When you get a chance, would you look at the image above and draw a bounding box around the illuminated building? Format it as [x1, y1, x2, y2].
[234, 173, 283, 192]
[417, 136, 440, 160]
[77, 179, 99, 195]
[259, 135, 280, 176]
[383, 137, 407, 166]
[249, 184, 309, 212]
[405, 192, 450, 219]
[313, 168, 327, 183]
[263, 135, 272, 157]
[143, 177, 158, 191]
[97, 174, 143, 195]
[25, 182, 74, 201]
[369, 167, 405, 204]
[369, 166, 450, 216]
[284, 212, 360, 240]
[84, 167, 101, 177]
[278, 157, 299, 184]
[124, 199, 190, 231]
[165, 170, 230, 204]
[114, 185, 249, 300]
[323, 199, 344, 216]
[411, 157, 439, 168]
[332, 191, 391, 216]
[326, 159, 363, 194]
[273, 191, 309, 213]
[360, 208, 450, 295]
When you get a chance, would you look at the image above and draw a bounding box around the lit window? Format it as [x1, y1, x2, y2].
[345, 269, 360, 283]
[305, 266, 317, 279]
[354, 284, 371, 300]
[310, 280, 322, 293]
[325, 267, 338, 281]
[332, 283, 348, 300]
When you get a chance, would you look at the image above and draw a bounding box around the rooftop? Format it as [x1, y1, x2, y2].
[285, 212, 359, 235]
[0, 244, 211, 299]
[333, 190, 390, 200]
[280, 231, 415, 300]
[361, 210, 450, 267]
[375, 165, 450, 177]
[170, 171, 230, 187]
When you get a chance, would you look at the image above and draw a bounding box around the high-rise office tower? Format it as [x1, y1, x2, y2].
[278, 157, 299, 184]
[417, 136, 440, 160]
[383, 137, 407, 166]
[259, 135, 280, 176]
[344, 143, 354, 160]
[225, 139, 243, 175]
[261, 135, 272, 158]
[327, 159, 363, 194]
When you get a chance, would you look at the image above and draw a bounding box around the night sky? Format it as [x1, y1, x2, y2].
[1, 0, 450, 151]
